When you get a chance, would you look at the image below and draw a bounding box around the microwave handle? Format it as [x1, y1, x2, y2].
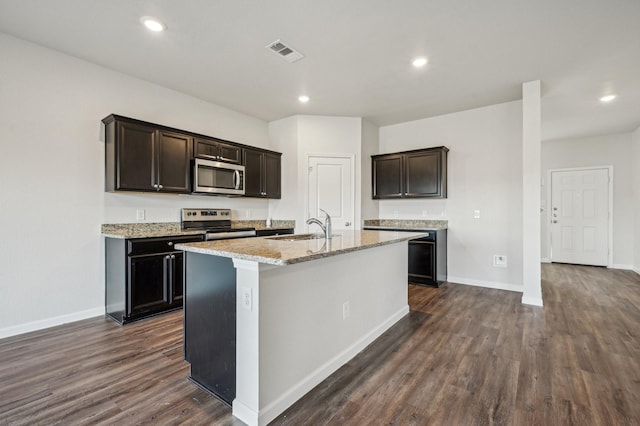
[233, 170, 240, 190]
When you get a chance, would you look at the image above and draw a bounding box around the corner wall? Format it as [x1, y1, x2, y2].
[633, 127, 640, 273]
[0, 33, 270, 336]
[541, 133, 634, 268]
[379, 101, 524, 291]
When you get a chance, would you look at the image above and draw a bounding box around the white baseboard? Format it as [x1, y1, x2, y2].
[609, 264, 635, 271]
[0, 306, 105, 340]
[634, 267, 640, 276]
[236, 305, 410, 426]
[541, 257, 551, 263]
[521, 296, 544, 307]
[447, 275, 523, 293]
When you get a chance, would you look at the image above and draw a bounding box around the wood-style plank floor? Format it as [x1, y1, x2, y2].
[1, 263, 639, 425]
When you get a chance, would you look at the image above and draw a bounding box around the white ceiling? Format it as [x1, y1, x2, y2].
[0, 0, 639, 141]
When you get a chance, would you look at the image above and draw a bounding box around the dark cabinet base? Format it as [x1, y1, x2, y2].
[408, 229, 447, 287]
[183, 252, 237, 405]
[105, 235, 202, 325]
[363, 227, 447, 288]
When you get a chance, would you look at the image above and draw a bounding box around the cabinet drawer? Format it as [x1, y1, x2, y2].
[128, 235, 203, 255]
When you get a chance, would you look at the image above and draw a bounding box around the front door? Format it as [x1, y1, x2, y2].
[550, 168, 609, 266]
[308, 156, 354, 231]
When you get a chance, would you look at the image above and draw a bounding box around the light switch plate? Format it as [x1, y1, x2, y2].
[136, 209, 145, 221]
[474, 210, 480, 219]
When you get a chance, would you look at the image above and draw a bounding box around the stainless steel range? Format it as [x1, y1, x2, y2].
[181, 208, 256, 240]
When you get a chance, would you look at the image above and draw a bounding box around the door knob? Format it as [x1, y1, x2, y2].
[345, 222, 351, 227]
[552, 220, 558, 223]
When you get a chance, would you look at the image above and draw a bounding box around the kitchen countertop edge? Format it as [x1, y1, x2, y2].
[176, 230, 426, 266]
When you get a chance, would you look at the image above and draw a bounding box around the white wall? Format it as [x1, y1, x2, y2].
[361, 119, 379, 222]
[0, 33, 271, 335]
[633, 126, 640, 273]
[379, 101, 524, 291]
[269, 115, 363, 233]
[541, 133, 634, 268]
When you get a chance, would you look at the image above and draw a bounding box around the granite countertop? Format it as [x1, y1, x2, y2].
[101, 220, 295, 239]
[175, 230, 426, 266]
[363, 219, 448, 231]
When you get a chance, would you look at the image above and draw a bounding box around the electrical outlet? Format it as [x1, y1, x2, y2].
[493, 255, 507, 268]
[245, 209, 251, 218]
[474, 210, 480, 219]
[136, 209, 145, 221]
[393, 211, 399, 218]
[242, 287, 252, 311]
[342, 301, 350, 320]
[422, 210, 428, 217]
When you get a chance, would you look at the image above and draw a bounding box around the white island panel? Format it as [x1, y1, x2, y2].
[232, 241, 409, 426]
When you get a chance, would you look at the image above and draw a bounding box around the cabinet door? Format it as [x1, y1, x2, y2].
[117, 122, 156, 191]
[170, 252, 184, 306]
[193, 138, 217, 160]
[243, 148, 263, 197]
[405, 150, 443, 198]
[157, 131, 191, 193]
[217, 142, 242, 164]
[408, 240, 436, 283]
[372, 154, 403, 199]
[263, 152, 281, 199]
[128, 254, 170, 317]
[194, 138, 242, 164]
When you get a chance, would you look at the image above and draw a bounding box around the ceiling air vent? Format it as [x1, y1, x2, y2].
[266, 39, 305, 63]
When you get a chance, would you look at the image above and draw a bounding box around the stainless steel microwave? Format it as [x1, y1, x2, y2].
[192, 158, 245, 195]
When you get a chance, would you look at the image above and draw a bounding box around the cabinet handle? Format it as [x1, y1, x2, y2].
[168, 242, 173, 246]
[158, 184, 164, 189]
[153, 184, 158, 189]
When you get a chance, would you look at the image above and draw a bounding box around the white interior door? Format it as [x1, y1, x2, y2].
[308, 156, 354, 231]
[550, 168, 609, 266]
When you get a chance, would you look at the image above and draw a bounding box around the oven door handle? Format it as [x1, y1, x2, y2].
[233, 170, 240, 190]
[206, 230, 256, 240]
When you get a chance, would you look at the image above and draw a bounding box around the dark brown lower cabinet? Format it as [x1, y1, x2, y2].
[105, 234, 202, 324]
[408, 229, 447, 287]
[363, 227, 447, 287]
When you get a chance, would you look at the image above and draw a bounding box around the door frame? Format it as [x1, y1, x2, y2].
[305, 153, 357, 231]
[545, 165, 613, 267]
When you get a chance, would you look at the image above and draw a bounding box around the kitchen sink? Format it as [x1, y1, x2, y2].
[267, 233, 326, 241]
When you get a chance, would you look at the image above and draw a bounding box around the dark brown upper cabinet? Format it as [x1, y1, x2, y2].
[193, 137, 242, 164]
[372, 146, 448, 199]
[104, 115, 191, 193]
[243, 148, 281, 199]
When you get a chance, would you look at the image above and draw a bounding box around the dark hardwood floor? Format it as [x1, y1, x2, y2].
[1, 263, 639, 425]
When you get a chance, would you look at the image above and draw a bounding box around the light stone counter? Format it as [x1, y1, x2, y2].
[176, 229, 426, 266]
[101, 220, 295, 239]
[363, 219, 448, 231]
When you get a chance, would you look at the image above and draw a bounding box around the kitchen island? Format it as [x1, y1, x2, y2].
[176, 230, 425, 426]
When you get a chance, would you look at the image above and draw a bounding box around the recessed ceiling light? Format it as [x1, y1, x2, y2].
[412, 57, 428, 68]
[141, 16, 166, 32]
[298, 95, 310, 103]
[599, 94, 616, 103]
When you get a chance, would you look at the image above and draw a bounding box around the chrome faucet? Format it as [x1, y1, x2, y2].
[306, 208, 332, 239]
